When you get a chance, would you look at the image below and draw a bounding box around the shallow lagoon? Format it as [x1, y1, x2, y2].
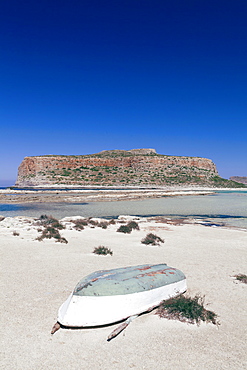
[0, 190, 247, 229]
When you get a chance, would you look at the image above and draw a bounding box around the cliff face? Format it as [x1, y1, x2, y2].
[16, 149, 221, 187]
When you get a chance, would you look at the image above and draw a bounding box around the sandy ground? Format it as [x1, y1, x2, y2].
[0, 188, 217, 204]
[1, 216, 246, 369]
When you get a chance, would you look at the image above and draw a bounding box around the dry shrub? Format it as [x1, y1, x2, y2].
[93, 246, 113, 256]
[141, 233, 164, 245]
[156, 294, 219, 326]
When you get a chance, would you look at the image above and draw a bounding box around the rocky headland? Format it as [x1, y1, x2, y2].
[230, 176, 247, 185]
[15, 148, 242, 188]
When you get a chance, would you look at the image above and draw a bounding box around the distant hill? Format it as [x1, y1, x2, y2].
[230, 176, 247, 185]
[15, 149, 245, 188]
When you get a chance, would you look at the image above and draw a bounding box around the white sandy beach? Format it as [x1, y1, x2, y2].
[1, 216, 247, 369]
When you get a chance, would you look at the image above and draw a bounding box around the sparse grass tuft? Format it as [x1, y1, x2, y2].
[141, 233, 164, 245]
[234, 274, 247, 284]
[93, 246, 113, 256]
[156, 294, 219, 326]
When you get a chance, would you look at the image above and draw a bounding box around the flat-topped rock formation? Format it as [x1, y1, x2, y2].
[15, 149, 242, 187]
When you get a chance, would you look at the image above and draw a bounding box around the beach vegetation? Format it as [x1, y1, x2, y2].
[38, 214, 64, 229]
[141, 233, 164, 245]
[156, 294, 219, 326]
[108, 219, 116, 225]
[93, 246, 113, 256]
[127, 221, 140, 230]
[98, 221, 108, 229]
[234, 274, 247, 284]
[72, 219, 88, 230]
[116, 225, 132, 233]
[13, 230, 20, 236]
[36, 215, 68, 243]
[36, 226, 68, 243]
[87, 218, 98, 226]
[117, 220, 140, 234]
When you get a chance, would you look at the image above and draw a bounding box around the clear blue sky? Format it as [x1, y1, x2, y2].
[0, 0, 246, 186]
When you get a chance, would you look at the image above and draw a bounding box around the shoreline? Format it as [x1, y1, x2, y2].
[0, 186, 246, 204]
[1, 214, 246, 369]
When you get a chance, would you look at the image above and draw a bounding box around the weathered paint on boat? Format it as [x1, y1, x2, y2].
[57, 263, 186, 327]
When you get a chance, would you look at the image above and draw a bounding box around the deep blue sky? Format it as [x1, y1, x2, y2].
[0, 0, 246, 185]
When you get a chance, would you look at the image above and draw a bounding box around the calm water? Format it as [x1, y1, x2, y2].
[0, 190, 247, 229]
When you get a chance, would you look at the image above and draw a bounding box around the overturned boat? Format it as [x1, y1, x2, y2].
[52, 263, 186, 335]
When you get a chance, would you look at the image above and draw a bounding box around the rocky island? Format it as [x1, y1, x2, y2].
[15, 148, 242, 188]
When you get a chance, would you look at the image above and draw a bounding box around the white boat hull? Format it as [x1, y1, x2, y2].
[58, 278, 187, 327]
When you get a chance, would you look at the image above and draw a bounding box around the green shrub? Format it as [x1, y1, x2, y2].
[141, 233, 164, 245]
[234, 274, 247, 284]
[156, 294, 219, 326]
[93, 246, 113, 256]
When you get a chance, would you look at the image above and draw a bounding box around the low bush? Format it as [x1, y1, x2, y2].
[141, 233, 164, 245]
[38, 215, 64, 230]
[234, 273, 247, 284]
[36, 226, 68, 243]
[117, 220, 140, 234]
[72, 219, 88, 231]
[36, 215, 68, 243]
[88, 218, 98, 226]
[156, 294, 219, 326]
[98, 221, 108, 229]
[127, 221, 140, 230]
[93, 246, 113, 256]
[117, 225, 132, 234]
[108, 219, 116, 225]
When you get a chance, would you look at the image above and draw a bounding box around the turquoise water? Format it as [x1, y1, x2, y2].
[0, 190, 246, 229]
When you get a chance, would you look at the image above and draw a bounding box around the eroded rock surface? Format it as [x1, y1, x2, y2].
[15, 148, 224, 187]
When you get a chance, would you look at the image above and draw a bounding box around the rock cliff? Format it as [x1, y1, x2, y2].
[15, 149, 237, 187]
